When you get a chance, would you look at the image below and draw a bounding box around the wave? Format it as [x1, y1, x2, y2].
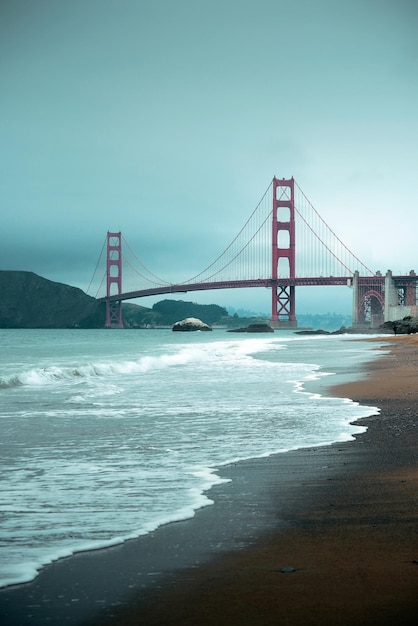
[0, 357, 193, 390]
[0, 465, 229, 590]
[0, 338, 280, 390]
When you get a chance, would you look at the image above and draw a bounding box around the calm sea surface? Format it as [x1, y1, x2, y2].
[0, 328, 384, 588]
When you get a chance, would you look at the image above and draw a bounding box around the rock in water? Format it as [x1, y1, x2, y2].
[172, 317, 212, 332]
[227, 323, 274, 333]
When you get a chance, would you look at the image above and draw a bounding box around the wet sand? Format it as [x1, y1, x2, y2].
[100, 336, 418, 626]
[2, 335, 418, 625]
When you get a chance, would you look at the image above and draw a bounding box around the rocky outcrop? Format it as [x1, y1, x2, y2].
[172, 317, 212, 331]
[227, 323, 274, 333]
[296, 326, 391, 336]
[298, 318, 418, 336]
[0, 271, 105, 328]
[381, 316, 418, 335]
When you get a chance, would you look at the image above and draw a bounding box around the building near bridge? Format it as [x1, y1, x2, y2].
[352, 270, 418, 328]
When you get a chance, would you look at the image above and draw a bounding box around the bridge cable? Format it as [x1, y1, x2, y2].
[122, 235, 171, 285]
[183, 180, 273, 284]
[94, 272, 106, 299]
[295, 181, 374, 276]
[195, 211, 272, 282]
[294, 206, 354, 275]
[122, 255, 170, 287]
[86, 236, 107, 296]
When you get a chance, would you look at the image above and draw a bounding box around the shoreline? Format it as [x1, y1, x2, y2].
[2, 336, 418, 625]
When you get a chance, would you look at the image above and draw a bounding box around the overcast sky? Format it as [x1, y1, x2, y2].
[1, 0, 417, 315]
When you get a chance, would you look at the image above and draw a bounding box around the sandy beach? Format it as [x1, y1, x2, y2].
[1, 335, 418, 625]
[100, 335, 418, 626]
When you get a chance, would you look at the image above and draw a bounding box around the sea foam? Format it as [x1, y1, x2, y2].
[0, 330, 384, 589]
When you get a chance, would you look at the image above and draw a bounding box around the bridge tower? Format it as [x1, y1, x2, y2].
[105, 231, 123, 328]
[270, 177, 297, 328]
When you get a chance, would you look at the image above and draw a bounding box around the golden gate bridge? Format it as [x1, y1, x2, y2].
[88, 177, 418, 329]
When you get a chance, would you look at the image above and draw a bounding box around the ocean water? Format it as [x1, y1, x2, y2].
[0, 328, 384, 589]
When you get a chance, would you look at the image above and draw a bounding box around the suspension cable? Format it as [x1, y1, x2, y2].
[295, 181, 374, 275]
[294, 206, 354, 275]
[122, 255, 169, 287]
[122, 235, 171, 285]
[86, 236, 107, 295]
[197, 211, 272, 282]
[183, 180, 272, 284]
[94, 271, 106, 299]
[96, 178, 374, 295]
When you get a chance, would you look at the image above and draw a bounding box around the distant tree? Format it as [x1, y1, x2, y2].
[152, 300, 229, 325]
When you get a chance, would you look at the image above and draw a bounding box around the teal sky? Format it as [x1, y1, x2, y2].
[1, 0, 417, 314]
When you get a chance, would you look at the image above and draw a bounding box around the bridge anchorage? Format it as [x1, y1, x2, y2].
[98, 177, 418, 329]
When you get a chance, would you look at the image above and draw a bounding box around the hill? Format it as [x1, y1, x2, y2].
[0, 271, 105, 328]
[123, 299, 230, 328]
[0, 272, 241, 329]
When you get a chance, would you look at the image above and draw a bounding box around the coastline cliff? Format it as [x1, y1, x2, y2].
[0, 271, 105, 328]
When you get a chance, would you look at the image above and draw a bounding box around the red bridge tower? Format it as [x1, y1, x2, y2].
[270, 177, 297, 328]
[105, 231, 123, 328]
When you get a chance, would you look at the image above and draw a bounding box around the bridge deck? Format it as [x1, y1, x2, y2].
[100, 274, 418, 303]
[101, 277, 357, 302]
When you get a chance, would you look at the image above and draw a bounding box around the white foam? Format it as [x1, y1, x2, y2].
[0, 331, 387, 590]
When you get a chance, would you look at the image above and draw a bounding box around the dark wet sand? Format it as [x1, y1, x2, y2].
[1, 335, 418, 625]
